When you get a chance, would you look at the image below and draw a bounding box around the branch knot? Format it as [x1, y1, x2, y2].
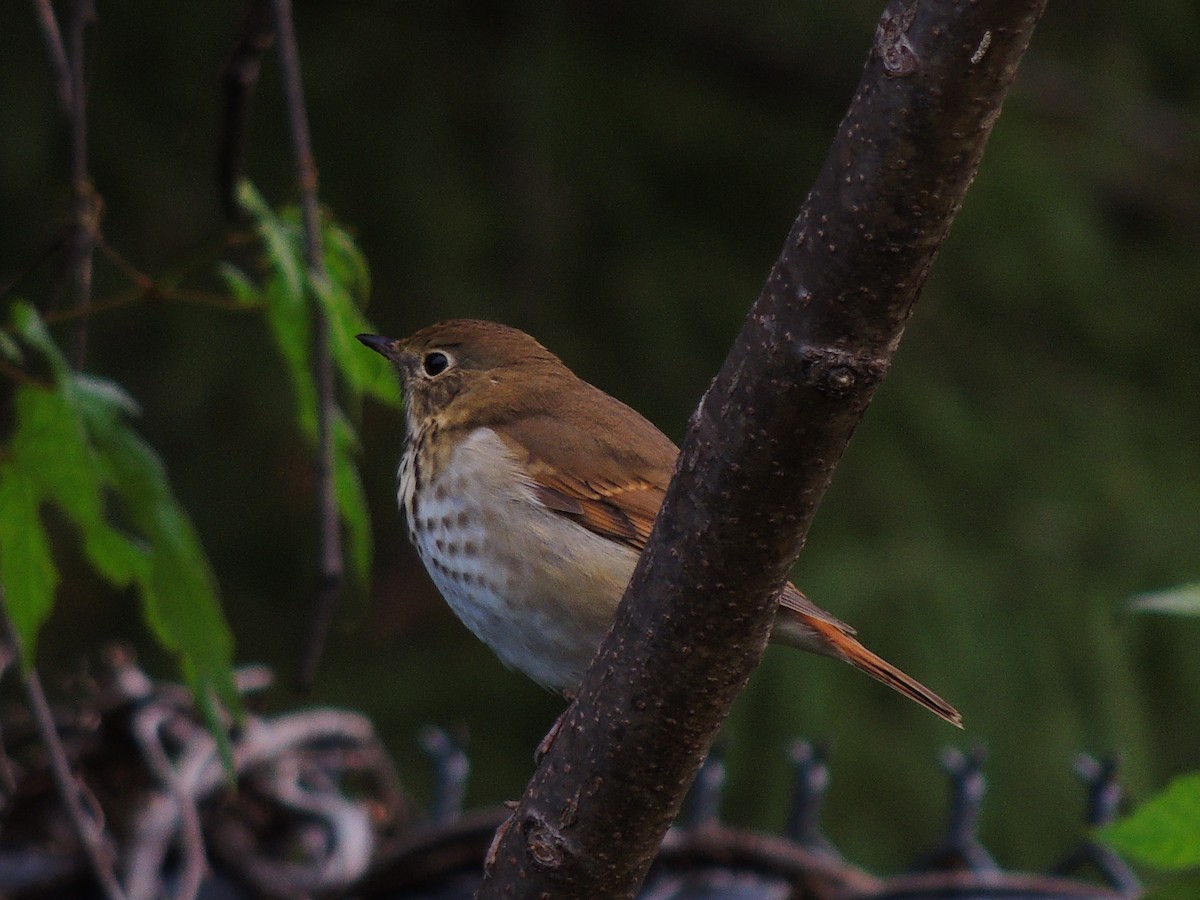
[876, 2, 921, 77]
[523, 812, 572, 872]
[798, 346, 888, 398]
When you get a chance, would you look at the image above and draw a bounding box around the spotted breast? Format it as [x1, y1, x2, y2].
[399, 425, 638, 691]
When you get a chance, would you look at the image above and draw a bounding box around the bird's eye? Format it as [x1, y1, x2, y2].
[422, 351, 451, 377]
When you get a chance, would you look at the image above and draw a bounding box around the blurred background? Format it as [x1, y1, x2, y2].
[2, 0, 1198, 876]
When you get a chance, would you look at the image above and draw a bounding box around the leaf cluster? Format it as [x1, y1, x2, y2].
[223, 182, 401, 585]
[0, 185, 399, 744]
[0, 302, 238, 739]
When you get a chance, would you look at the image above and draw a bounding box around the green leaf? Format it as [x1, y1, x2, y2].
[1128, 583, 1200, 618]
[238, 181, 304, 304]
[324, 222, 371, 308]
[1096, 772, 1200, 870]
[0, 328, 22, 363]
[311, 275, 401, 408]
[9, 383, 105, 523]
[264, 271, 318, 437]
[1, 305, 241, 745]
[235, 189, 322, 437]
[73, 373, 141, 416]
[0, 465, 58, 654]
[74, 378, 240, 714]
[75, 378, 239, 767]
[226, 187, 402, 596]
[11, 301, 70, 379]
[2, 381, 133, 651]
[232, 183, 400, 419]
[217, 262, 264, 308]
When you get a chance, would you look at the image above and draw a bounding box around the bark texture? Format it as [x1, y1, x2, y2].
[477, 2, 1047, 897]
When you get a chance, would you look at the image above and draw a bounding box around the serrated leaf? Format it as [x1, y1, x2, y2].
[228, 187, 402, 609]
[80, 523, 148, 587]
[0, 329, 22, 363]
[4, 305, 240, 770]
[1128, 584, 1200, 618]
[232, 185, 400, 418]
[2, 383, 132, 653]
[74, 383, 241, 722]
[1096, 773, 1200, 870]
[0, 465, 58, 653]
[238, 181, 305, 305]
[324, 222, 371, 307]
[9, 384, 104, 522]
[11, 301, 70, 379]
[264, 274, 318, 437]
[73, 373, 141, 416]
[2, 314, 152, 654]
[217, 262, 264, 308]
[311, 276, 401, 408]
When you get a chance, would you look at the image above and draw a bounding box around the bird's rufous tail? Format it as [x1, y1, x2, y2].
[774, 610, 962, 728]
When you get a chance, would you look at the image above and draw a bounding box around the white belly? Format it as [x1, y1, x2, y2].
[399, 427, 639, 691]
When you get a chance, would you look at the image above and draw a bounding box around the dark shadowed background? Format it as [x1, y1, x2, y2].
[2, 0, 1198, 874]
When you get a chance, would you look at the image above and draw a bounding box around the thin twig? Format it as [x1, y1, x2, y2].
[219, 0, 276, 218]
[93, 233, 153, 289]
[36, 285, 254, 328]
[0, 642, 18, 796]
[271, 0, 344, 691]
[0, 592, 128, 900]
[31, 0, 73, 110]
[66, 0, 98, 368]
[34, 0, 100, 358]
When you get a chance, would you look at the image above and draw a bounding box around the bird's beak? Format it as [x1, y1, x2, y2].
[357, 333, 399, 360]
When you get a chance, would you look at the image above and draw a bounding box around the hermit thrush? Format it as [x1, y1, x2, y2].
[358, 320, 961, 727]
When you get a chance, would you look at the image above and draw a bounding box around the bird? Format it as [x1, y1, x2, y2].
[358, 320, 961, 727]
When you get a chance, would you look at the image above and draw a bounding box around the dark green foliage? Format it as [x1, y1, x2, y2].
[223, 182, 400, 585]
[0, 303, 240, 743]
[0, 185, 398, 760]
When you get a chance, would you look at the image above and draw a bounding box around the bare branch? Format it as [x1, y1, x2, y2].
[219, 0, 275, 218]
[34, 0, 99, 361]
[0, 595, 127, 900]
[31, 0, 73, 110]
[65, 0, 98, 367]
[477, 1, 1047, 897]
[269, 0, 345, 690]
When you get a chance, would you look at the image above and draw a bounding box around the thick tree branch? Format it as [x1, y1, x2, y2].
[477, 1, 1046, 897]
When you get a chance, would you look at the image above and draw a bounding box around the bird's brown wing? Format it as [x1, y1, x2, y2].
[491, 378, 675, 554]
[525, 470, 662, 551]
